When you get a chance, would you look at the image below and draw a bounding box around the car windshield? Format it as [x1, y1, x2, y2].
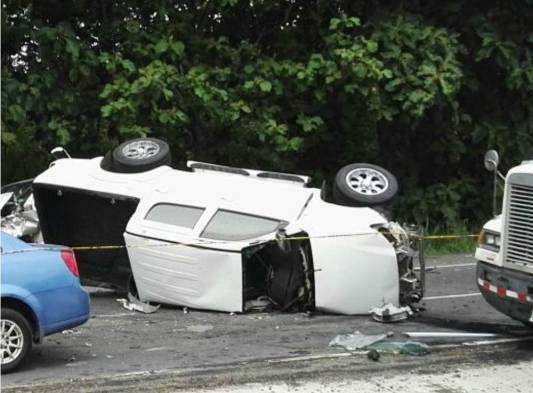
[201, 210, 282, 241]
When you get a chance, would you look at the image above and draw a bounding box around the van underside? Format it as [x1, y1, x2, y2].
[33, 185, 138, 288]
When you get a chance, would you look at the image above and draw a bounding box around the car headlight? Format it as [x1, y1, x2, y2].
[479, 230, 501, 250]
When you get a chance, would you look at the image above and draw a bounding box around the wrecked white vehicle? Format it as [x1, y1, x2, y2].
[31, 138, 424, 314]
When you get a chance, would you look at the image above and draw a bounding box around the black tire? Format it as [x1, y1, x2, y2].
[333, 163, 398, 206]
[112, 138, 171, 173]
[1, 308, 32, 373]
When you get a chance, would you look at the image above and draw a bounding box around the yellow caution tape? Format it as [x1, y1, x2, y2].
[1, 232, 480, 255]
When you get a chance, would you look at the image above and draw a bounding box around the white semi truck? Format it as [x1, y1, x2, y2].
[476, 150, 533, 326]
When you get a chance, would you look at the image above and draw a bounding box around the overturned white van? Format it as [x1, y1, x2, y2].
[32, 138, 424, 314]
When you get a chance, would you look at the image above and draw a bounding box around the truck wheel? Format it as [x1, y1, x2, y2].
[333, 163, 398, 206]
[1, 308, 32, 373]
[112, 138, 171, 173]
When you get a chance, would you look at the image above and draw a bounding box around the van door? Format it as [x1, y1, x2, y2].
[124, 199, 283, 313]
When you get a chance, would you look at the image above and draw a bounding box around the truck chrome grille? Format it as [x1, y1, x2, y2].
[506, 183, 533, 267]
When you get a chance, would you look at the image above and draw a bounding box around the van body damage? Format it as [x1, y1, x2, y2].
[31, 154, 424, 315]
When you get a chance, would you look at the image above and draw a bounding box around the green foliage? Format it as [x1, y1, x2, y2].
[423, 223, 478, 257]
[2, 0, 533, 232]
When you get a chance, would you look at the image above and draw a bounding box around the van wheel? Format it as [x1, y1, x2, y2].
[1, 308, 32, 373]
[333, 163, 398, 206]
[112, 138, 171, 173]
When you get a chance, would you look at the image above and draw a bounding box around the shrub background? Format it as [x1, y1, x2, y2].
[2, 0, 533, 231]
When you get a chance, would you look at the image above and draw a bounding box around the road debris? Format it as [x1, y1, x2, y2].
[329, 332, 387, 351]
[367, 349, 380, 361]
[116, 294, 160, 314]
[367, 340, 431, 356]
[61, 329, 81, 335]
[370, 303, 413, 322]
[245, 296, 274, 312]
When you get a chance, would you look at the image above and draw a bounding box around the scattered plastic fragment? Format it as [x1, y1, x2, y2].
[116, 293, 160, 314]
[370, 303, 413, 323]
[245, 296, 274, 312]
[183, 307, 189, 314]
[367, 340, 431, 356]
[61, 329, 81, 335]
[367, 349, 380, 361]
[328, 332, 387, 351]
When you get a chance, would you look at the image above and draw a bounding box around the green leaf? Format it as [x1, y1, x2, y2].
[259, 81, 272, 92]
[65, 39, 80, 60]
[101, 105, 113, 118]
[1, 131, 17, 144]
[162, 88, 174, 100]
[155, 40, 169, 54]
[329, 18, 341, 31]
[122, 60, 136, 73]
[56, 127, 71, 145]
[170, 41, 185, 57]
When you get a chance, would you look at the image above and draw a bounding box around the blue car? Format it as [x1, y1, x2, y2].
[1, 232, 90, 372]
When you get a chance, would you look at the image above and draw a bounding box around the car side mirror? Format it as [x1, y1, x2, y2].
[484, 150, 504, 217]
[275, 224, 292, 253]
[50, 146, 71, 159]
[484, 150, 499, 172]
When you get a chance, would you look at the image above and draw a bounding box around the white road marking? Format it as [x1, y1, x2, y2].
[405, 332, 499, 338]
[415, 262, 476, 271]
[462, 336, 533, 346]
[145, 346, 172, 352]
[423, 293, 481, 300]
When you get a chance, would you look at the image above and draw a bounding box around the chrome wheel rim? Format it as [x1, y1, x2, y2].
[345, 168, 389, 195]
[1, 319, 24, 365]
[122, 140, 160, 160]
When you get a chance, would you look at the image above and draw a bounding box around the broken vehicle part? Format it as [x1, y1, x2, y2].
[1, 180, 42, 243]
[116, 293, 160, 314]
[0, 192, 14, 212]
[370, 303, 413, 323]
[244, 296, 274, 312]
[366, 340, 431, 356]
[329, 332, 387, 351]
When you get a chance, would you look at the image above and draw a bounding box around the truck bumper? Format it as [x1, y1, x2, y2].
[477, 261, 533, 325]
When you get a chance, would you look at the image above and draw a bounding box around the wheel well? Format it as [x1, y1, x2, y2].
[2, 297, 40, 342]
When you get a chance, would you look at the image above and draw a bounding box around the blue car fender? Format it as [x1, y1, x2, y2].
[1, 284, 46, 342]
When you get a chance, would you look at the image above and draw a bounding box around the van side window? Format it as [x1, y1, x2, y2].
[145, 203, 204, 229]
[201, 210, 281, 241]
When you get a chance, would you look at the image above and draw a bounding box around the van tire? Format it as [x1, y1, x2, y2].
[112, 138, 171, 173]
[333, 163, 398, 206]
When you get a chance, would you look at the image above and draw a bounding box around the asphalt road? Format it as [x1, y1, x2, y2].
[4, 255, 533, 392]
